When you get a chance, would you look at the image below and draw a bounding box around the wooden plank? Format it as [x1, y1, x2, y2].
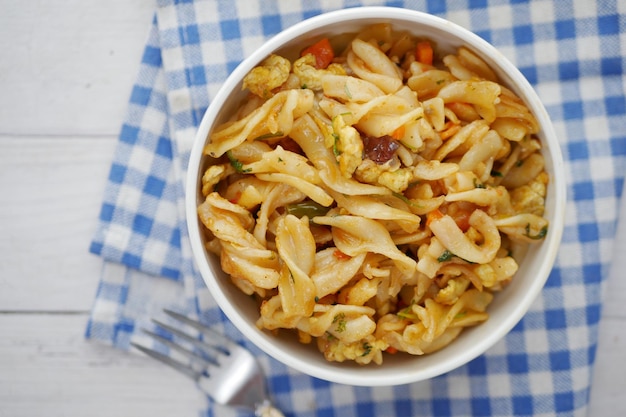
[0, 136, 115, 311]
[0, 313, 206, 417]
[0, 0, 155, 136]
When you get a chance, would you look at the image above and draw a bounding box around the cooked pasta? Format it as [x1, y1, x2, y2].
[197, 25, 549, 365]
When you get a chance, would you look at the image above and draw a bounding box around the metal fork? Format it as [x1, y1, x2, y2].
[131, 309, 284, 417]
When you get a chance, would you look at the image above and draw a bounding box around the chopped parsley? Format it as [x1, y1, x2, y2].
[392, 191, 411, 204]
[286, 200, 330, 219]
[397, 301, 417, 320]
[226, 151, 251, 173]
[524, 224, 548, 240]
[252, 131, 284, 141]
[392, 191, 423, 209]
[437, 250, 474, 264]
[332, 133, 341, 156]
[437, 249, 454, 262]
[332, 313, 347, 333]
[344, 83, 353, 99]
[473, 178, 486, 189]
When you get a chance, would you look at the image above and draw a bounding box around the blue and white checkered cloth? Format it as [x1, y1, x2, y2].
[87, 1, 626, 416]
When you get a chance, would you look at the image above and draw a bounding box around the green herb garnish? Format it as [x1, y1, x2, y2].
[397, 308, 418, 320]
[392, 191, 411, 204]
[397, 300, 417, 320]
[226, 151, 251, 173]
[392, 192, 424, 209]
[473, 178, 486, 189]
[333, 313, 347, 333]
[524, 224, 548, 240]
[437, 249, 454, 262]
[252, 131, 284, 141]
[437, 250, 475, 264]
[332, 133, 341, 156]
[286, 200, 330, 219]
[344, 83, 353, 99]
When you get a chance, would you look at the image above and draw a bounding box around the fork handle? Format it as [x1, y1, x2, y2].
[255, 400, 285, 417]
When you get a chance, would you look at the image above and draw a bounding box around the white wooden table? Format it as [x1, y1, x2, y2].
[0, 2, 624, 415]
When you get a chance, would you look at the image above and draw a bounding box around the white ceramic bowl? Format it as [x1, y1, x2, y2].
[186, 7, 566, 386]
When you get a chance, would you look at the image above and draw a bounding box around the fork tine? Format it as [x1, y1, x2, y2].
[163, 309, 233, 352]
[131, 342, 200, 381]
[151, 318, 226, 359]
[137, 312, 284, 416]
[142, 329, 218, 367]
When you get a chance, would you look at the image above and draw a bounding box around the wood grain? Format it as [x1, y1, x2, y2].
[0, 314, 206, 417]
[0, 0, 155, 136]
[0, 137, 114, 311]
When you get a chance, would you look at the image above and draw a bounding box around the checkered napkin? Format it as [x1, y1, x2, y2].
[87, 1, 626, 416]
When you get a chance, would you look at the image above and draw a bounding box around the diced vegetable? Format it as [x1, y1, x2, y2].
[451, 210, 472, 232]
[416, 41, 433, 65]
[333, 249, 351, 260]
[426, 207, 444, 226]
[391, 125, 406, 140]
[285, 200, 331, 218]
[301, 38, 335, 69]
[439, 121, 461, 140]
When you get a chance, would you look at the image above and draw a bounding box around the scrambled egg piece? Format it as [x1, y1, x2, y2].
[510, 171, 548, 216]
[243, 54, 291, 99]
[355, 159, 413, 193]
[435, 277, 470, 305]
[293, 54, 345, 91]
[317, 334, 387, 365]
[332, 115, 363, 177]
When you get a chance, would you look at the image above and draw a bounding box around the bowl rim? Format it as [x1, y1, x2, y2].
[186, 6, 566, 386]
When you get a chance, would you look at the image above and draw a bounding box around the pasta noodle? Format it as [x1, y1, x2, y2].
[197, 24, 550, 365]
